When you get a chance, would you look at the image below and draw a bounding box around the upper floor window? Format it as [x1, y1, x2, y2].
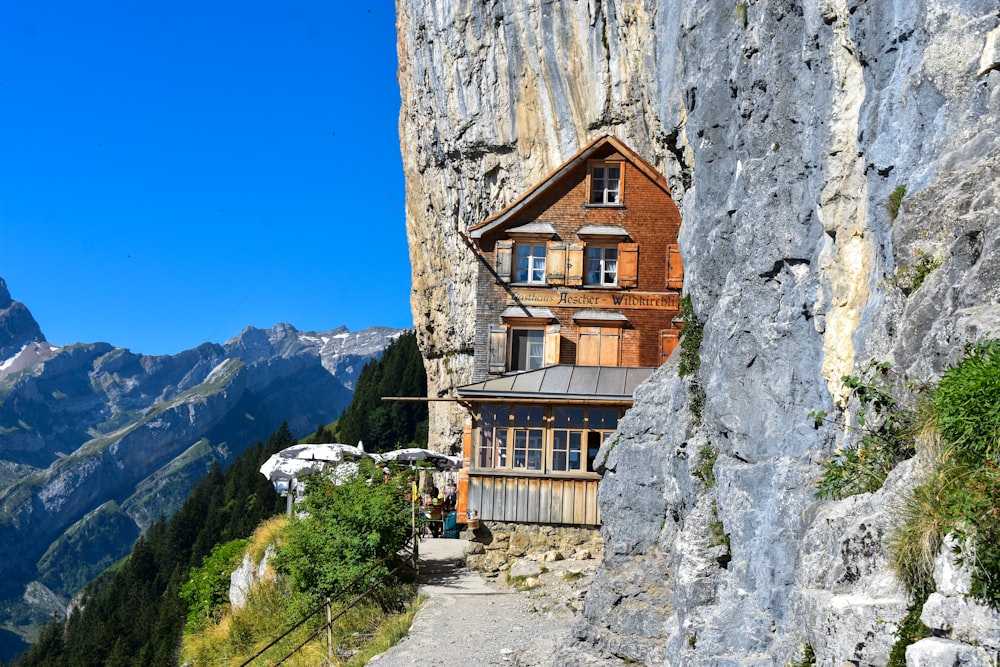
[510, 328, 545, 371]
[590, 163, 621, 205]
[515, 243, 547, 283]
[586, 246, 618, 286]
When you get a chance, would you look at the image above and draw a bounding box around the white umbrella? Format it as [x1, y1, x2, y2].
[378, 447, 462, 472]
[259, 443, 370, 483]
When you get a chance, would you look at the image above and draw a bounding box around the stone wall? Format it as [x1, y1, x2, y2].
[464, 522, 603, 574]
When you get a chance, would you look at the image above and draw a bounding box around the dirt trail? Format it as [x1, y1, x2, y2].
[367, 538, 620, 667]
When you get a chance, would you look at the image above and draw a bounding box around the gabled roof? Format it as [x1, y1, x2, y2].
[456, 364, 655, 402]
[468, 135, 671, 240]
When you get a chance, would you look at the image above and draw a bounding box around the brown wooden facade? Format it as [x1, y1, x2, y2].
[456, 135, 683, 526]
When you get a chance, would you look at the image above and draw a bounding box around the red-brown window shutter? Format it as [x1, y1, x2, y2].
[495, 240, 513, 283]
[666, 243, 684, 289]
[618, 243, 639, 287]
[547, 241, 566, 285]
[566, 242, 585, 286]
[489, 324, 508, 373]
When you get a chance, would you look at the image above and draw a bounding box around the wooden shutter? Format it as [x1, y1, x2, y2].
[488, 324, 508, 373]
[660, 328, 681, 365]
[600, 327, 621, 366]
[577, 327, 600, 366]
[495, 240, 513, 283]
[666, 243, 684, 289]
[566, 242, 585, 286]
[544, 324, 561, 366]
[546, 241, 566, 285]
[618, 242, 639, 287]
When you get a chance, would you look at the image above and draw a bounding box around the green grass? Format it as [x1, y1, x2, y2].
[693, 446, 718, 488]
[887, 184, 907, 220]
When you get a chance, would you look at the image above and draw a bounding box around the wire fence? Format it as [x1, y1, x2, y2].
[238, 532, 420, 667]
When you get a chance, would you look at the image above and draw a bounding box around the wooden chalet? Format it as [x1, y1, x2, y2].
[455, 135, 684, 527]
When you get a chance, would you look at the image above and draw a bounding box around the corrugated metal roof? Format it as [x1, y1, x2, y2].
[506, 222, 557, 236]
[457, 365, 655, 401]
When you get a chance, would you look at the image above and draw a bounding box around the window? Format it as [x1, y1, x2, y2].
[577, 326, 621, 366]
[510, 329, 544, 371]
[590, 163, 621, 205]
[587, 408, 619, 472]
[477, 405, 510, 468]
[474, 404, 621, 475]
[515, 243, 546, 283]
[551, 407, 586, 472]
[586, 246, 618, 286]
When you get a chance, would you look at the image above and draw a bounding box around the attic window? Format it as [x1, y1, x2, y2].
[589, 160, 623, 205]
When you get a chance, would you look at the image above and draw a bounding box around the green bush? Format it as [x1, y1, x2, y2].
[273, 460, 414, 608]
[890, 340, 1000, 610]
[934, 340, 1000, 466]
[180, 538, 249, 632]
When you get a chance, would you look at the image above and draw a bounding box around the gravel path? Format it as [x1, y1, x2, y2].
[367, 538, 620, 667]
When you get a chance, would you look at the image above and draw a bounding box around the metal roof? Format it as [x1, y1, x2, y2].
[501, 306, 556, 320]
[572, 310, 629, 322]
[456, 365, 655, 402]
[506, 222, 557, 236]
[576, 225, 629, 237]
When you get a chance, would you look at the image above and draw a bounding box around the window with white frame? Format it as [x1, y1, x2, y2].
[510, 328, 544, 371]
[590, 163, 621, 205]
[515, 243, 546, 283]
[586, 245, 618, 286]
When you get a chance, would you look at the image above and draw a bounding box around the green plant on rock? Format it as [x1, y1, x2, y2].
[788, 643, 816, 667]
[887, 184, 907, 221]
[693, 445, 718, 488]
[708, 500, 731, 555]
[678, 294, 703, 378]
[814, 360, 918, 500]
[886, 584, 933, 667]
[678, 294, 707, 426]
[735, 2, 749, 27]
[886, 248, 942, 295]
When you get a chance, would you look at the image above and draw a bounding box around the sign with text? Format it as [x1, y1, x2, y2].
[506, 289, 679, 311]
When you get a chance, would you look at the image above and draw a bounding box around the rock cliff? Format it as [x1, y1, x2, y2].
[397, 1, 1000, 664]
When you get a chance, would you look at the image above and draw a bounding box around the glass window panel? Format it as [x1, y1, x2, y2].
[527, 429, 543, 470]
[552, 431, 568, 471]
[513, 430, 527, 468]
[496, 430, 507, 467]
[590, 408, 619, 430]
[569, 432, 582, 470]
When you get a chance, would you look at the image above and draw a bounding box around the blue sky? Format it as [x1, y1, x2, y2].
[0, 0, 412, 356]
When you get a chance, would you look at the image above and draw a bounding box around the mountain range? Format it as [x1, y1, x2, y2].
[0, 277, 403, 654]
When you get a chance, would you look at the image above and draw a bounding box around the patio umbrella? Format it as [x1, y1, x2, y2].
[259, 443, 370, 484]
[378, 447, 462, 472]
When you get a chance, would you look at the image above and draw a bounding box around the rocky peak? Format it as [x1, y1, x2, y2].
[0, 277, 45, 362]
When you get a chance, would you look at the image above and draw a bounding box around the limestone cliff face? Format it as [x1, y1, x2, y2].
[397, 1, 1000, 664]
